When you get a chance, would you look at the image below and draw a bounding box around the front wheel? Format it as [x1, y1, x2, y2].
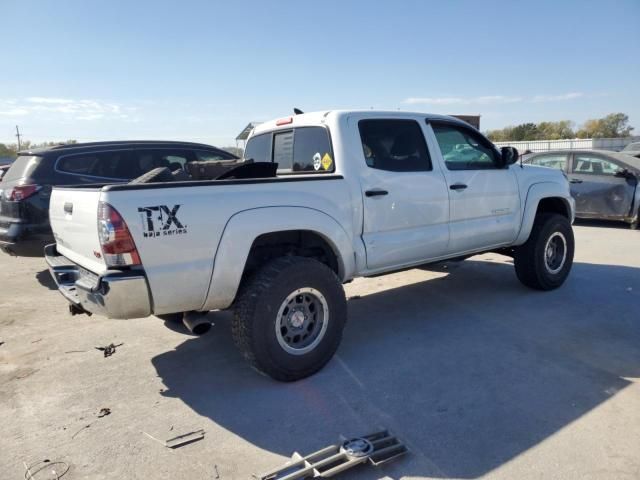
[514, 213, 574, 290]
[232, 256, 347, 381]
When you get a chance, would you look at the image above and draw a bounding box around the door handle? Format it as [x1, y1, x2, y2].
[365, 189, 389, 197]
[63, 202, 73, 214]
[449, 183, 468, 191]
[570, 179, 583, 184]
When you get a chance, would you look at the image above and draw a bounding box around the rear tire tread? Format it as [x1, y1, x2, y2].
[232, 256, 346, 382]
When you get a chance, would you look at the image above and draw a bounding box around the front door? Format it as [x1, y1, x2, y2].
[428, 121, 521, 254]
[568, 152, 636, 219]
[357, 118, 450, 271]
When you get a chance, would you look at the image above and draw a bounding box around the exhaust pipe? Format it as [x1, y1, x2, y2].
[182, 311, 212, 335]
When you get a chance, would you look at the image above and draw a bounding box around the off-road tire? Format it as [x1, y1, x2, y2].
[514, 213, 574, 290]
[232, 256, 347, 381]
[129, 167, 174, 184]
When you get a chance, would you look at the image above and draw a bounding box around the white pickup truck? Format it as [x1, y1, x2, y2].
[46, 111, 575, 381]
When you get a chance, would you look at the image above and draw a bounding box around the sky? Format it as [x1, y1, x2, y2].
[1, 0, 639, 146]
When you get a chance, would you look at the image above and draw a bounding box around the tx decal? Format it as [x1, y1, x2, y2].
[138, 205, 188, 238]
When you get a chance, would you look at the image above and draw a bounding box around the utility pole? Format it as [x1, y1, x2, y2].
[15, 125, 22, 150]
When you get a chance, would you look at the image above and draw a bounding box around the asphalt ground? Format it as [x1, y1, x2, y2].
[1, 221, 638, 479]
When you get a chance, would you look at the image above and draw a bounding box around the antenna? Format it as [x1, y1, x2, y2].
[15, 125, 22, 150]
[293, 108, 304, 115]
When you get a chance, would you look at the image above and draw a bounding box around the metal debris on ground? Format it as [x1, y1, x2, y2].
[97, 407, 111, 418]
[166, 429, 206, 448]
[142, 429, 205, 449]
[71, 422, 94, 439]
[0, 341, 4, 347]
[214, 464, 220, 479]
[95, 343, 123, 358]
[23, 459, 70, 479]
[256, 430, 407, 480]
[31, 338, 43, 344]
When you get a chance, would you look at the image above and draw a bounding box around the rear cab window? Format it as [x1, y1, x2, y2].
[244, 127, 335, 174]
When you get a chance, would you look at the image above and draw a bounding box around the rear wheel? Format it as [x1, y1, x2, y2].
[232, 256, 347, 381]
[514, 213, 574, 290]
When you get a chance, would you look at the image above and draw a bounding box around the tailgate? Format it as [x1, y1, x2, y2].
[49, 187, 107, 274]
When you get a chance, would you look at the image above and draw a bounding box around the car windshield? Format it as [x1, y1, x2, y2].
[622, 143, 640, 152]
[0, 155, 41, 183]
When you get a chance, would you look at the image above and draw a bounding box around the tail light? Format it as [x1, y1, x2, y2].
[7, 184, 41, 201]
[97, 201, 141, 267]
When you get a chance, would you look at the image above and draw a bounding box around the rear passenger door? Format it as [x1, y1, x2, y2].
[428, 121, 521, 254]
[568, 152, 635, 219]
[357, 118, 450, 270]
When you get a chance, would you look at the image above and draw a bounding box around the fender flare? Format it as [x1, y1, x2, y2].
[201, 206, 357, 311]
[513, 182, 575, 246]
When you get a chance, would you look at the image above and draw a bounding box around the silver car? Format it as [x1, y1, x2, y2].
[525, 149, 639, 229]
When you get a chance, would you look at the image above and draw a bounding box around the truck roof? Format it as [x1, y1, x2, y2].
[251, 110, 472, 137]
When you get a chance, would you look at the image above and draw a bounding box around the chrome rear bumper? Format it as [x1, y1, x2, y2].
[44, 244, 152, 319]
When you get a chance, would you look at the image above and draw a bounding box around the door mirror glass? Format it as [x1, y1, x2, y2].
[500, 146, 520, 166]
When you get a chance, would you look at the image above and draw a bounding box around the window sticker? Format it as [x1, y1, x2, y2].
[313, 152, 322, 171]
[321, 153, 333, 171]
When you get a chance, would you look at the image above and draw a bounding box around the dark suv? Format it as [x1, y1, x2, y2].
[0, 140, 238, 256]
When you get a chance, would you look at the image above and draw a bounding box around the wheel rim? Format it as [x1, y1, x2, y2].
[544, 231, 567, 274]
[275, 287, 329, 355]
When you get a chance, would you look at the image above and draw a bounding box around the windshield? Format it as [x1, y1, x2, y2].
[0, 155, 41, 183]
[622, 143, 640, 152]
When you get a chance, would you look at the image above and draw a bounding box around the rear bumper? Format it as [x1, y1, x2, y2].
[44, 244, 152, 319]
[0, 219, 53, 256]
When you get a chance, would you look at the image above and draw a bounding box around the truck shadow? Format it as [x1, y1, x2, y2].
[151, 259, 640, 479]
[35, 269, 58, 290]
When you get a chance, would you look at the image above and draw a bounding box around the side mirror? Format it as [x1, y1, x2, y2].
[500, 146, 520, 166]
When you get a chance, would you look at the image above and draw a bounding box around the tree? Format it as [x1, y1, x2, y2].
[537, 120, 575, 140]
[221, 146, 244, 158]
[486, 113, 634, 141]
[576, 113, 634, 138]
[0, 139, 78, 158]
[510, 123, 540, 141]
[0, 143, 16, 158]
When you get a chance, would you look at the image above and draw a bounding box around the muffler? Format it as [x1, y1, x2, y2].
[182, 311, 212, 335]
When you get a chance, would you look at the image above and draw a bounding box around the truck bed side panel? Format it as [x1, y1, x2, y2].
[103, 177, 353, 314]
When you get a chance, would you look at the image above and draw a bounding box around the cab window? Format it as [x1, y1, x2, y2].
[358, 119, 431, 172]
[244, 133, 271, 163]
[432, 123, 499, 170]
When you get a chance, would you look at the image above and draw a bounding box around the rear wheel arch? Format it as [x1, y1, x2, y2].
[202, 207, 357, 311]
[243, 229, 342, 281]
